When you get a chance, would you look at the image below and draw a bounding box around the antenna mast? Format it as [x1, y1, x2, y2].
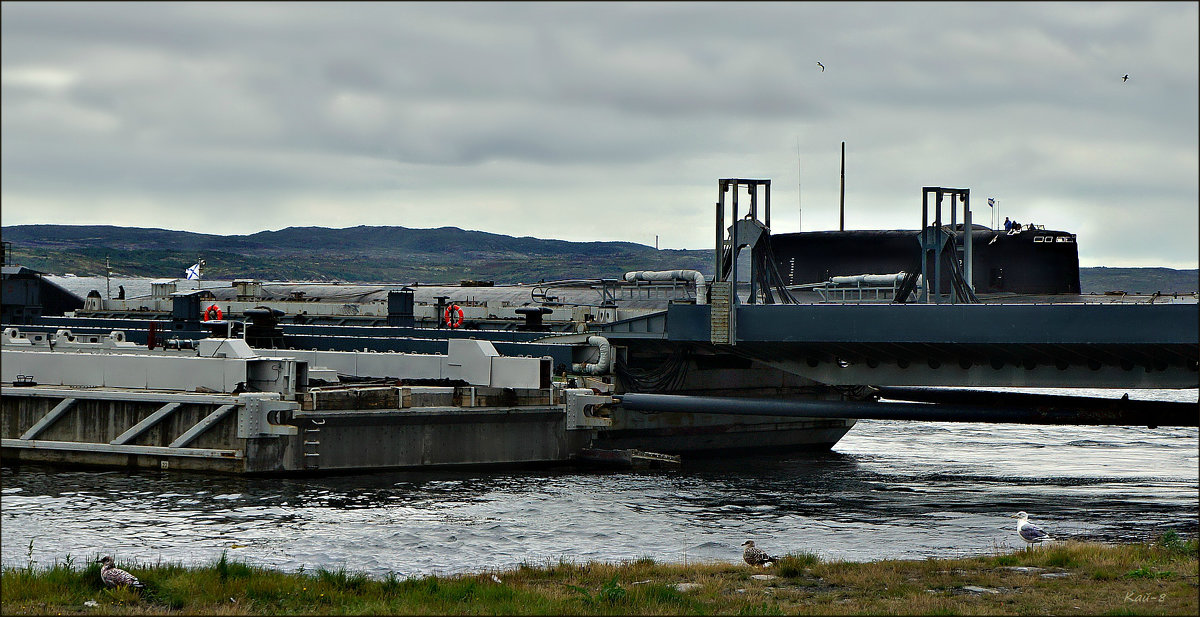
[796, 137, 802, 231]
[839, 141, 846, 232]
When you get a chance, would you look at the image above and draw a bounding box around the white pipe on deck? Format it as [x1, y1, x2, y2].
[571, 335, 614, 375]
[623, 270, 708, 304]
[829, 273, 908, 286]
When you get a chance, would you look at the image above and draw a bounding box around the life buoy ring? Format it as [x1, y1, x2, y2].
[203, 304, 223, 321]
[443, 304, 464, 329]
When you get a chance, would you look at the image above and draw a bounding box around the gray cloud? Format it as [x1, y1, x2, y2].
[2, 1, 1196, 267]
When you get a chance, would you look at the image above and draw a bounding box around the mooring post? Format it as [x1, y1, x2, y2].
[963, 191, 974, 294]
[920, 189, 930, 303]
[714, 181, 725, 282]
[730, 180, 739, 296]
[934, 189, 945, 303]
[764, 178, 771, 230]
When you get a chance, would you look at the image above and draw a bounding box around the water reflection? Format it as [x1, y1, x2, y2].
[4, 418, 1196, 577]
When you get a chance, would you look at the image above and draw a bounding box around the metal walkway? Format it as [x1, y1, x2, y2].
[601, 302, 1199, 389]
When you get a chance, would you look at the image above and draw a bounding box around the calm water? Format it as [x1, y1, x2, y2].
[3, 388, 1196, 577]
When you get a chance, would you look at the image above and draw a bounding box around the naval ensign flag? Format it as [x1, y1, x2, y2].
[185, 263, 201, 280]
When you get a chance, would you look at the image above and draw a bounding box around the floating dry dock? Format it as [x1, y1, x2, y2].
[4, 179, 1196, 475]
[0, 328, 624, 474]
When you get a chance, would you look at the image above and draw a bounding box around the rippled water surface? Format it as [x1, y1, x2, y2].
[4, 389, 1195, 577]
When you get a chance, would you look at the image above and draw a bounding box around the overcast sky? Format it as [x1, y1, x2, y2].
[2, 2, 1196, 268]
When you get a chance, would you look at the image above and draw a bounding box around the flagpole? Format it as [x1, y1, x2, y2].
[796, 136, 802, 232]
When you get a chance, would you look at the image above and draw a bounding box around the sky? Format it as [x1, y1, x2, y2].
[1, 2, 1197, 268]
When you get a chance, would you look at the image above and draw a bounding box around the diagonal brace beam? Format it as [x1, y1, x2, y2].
[111, 402, 182, 445]
[168, 404, 236, 449]
[19, 398, 77, 440]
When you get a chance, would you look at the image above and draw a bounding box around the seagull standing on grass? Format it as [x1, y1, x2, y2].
[1012, 512, 1052, 547]
[741, 540, 778, 567]
[98, 556, 144, 589]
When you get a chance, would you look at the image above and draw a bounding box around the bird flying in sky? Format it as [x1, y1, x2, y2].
[1122, 74, 1129, 82]
[817, 61, 825, 72]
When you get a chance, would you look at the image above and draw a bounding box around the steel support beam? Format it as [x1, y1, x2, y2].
[111, 402, 182, 445]
[168, 404, 236, 448]
[875, 386, 1194, 418]
[752, 357, 1199, 389]
[2, 438, 242, 459]
[617, 392, 1197, 427]
[1, 388, 238, 405]
[18, 398, 77, 440]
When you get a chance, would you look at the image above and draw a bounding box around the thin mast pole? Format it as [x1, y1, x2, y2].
[839, 141, 846, 232]
[796, 137, 802, 232]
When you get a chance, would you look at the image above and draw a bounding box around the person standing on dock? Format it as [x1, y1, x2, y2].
[1003, 217, 1013, 231]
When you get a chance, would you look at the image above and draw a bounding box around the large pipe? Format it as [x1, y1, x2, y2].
[572, 335, 614, 375]
[624, 270, 708, 305]
[829, 273, 907, 287]
[616, 393, 1196, 428]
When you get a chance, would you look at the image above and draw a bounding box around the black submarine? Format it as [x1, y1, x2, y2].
[772, 225, 1080, 295]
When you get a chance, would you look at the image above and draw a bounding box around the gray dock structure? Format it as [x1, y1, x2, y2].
[2, 179, 1196, 474]
[2, 331, 610, 473]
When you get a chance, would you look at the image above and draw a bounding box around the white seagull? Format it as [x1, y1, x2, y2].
[1012, 511, 1052, 547]
[98, 556, 144, 589]
[741, 540, 778, 567]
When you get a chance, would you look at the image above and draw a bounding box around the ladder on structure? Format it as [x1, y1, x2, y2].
[303, 419, 323, 470]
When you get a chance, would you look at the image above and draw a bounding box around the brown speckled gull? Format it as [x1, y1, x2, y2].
[741, 540, 777, 567]
[98, 556, 144, 589]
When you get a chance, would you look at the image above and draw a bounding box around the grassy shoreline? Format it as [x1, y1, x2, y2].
[3, 536, 1196, 615]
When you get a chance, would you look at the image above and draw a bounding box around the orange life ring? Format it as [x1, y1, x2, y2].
[203, 304, 223, 321]
[443, 304, 464, 328]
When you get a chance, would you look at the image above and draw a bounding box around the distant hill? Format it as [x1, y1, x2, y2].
[2, 224, 710, 283]
[3, 224, 1196, 292]
[1078, 267, 1199, 295]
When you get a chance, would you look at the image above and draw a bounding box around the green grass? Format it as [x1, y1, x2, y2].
[775, 551, 821, 577]
[3, 537, 1196, 615]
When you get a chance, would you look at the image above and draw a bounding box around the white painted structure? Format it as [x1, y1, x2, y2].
[1, 328, 549, 392]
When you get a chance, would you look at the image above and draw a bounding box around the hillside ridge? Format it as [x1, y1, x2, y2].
[2, 223, 701, 284]
[4, 224, 1196, 293]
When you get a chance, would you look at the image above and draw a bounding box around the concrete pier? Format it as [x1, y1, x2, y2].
[1, 329, 608, 474]
[1, 385, 592, 474]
